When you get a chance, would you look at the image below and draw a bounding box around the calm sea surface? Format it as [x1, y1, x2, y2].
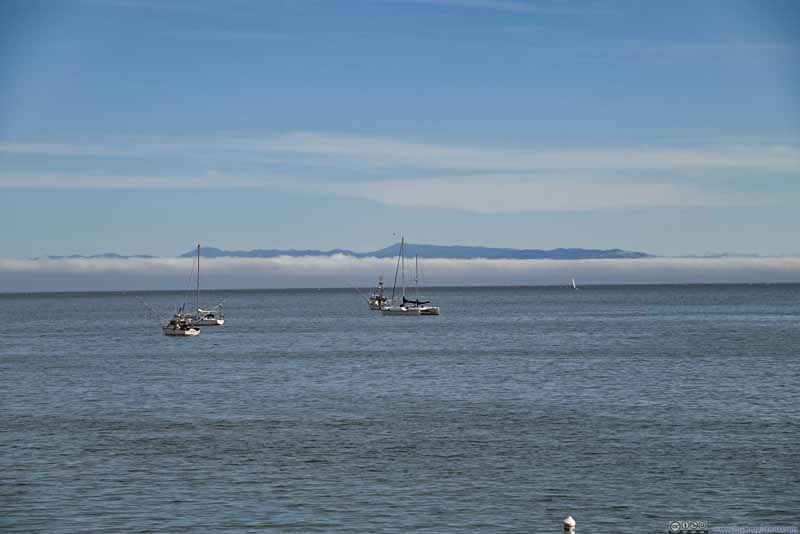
[1, 285, 799, 533]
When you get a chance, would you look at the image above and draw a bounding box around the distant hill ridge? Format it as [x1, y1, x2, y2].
[181, 243, 651, 260]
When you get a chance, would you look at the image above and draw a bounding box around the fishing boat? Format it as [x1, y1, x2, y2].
[131, 258, 204, 336]
[368, 276, 388, 310]
[188, 244, 225, 326]
[382, 237, 440, 316]
[162, 315, 200, 336]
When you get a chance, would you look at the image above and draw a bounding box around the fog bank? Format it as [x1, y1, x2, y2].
[2, 255, 800, 293]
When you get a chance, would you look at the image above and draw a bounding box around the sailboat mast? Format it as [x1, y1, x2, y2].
[401, 240, 405, 299]
[415, 254, 419, 302]
[391, 237, 403, 304]
[196, 244, 200, 312]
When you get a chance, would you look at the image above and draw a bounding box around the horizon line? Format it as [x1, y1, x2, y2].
[3, 280, 800, 297]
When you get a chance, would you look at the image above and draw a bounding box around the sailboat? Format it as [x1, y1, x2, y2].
[382, 237, 440, 316]
[368, 276, 388, 310]
[188, 244, 225, 326]
[407, 254, 440, 315]
[572, 278, 577, 290]
[382, 237, 419, 316]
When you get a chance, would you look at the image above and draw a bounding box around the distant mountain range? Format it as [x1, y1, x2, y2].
[179, 243, 652, 260]
[37, 243, 652, 260]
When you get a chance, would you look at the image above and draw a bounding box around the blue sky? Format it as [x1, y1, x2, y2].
[1, 0, 798, 258]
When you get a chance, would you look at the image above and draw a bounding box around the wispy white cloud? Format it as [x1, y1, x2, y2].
[0, 142, 133, 157]
[2, 256, 800, 293]
[337, 178, 791, 213]
[231, 132, 800, 173]
[3, 133, 798, 173]
[4, 169, 796, 212]
[2, 132, 798, 212]
[0, 171, 283, 189]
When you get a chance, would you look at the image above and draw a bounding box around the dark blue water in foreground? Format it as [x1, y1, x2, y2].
[1, 285, 799, 533]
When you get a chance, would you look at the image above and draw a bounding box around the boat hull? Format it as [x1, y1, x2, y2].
[194, 309, 224, 326]
[381, 306, 421, 316]
[163, 326, 200, 336]
[418, 306, 440, 315]
[193, 318, 224, 326]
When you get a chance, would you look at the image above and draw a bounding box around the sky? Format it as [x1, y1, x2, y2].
[1, 0, 799, 263]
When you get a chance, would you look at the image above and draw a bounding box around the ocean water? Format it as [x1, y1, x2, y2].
[1, 285, 798, 533]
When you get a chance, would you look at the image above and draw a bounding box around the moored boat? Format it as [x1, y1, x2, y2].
[382, 237, 440, 317]
[193, 308, 224, 326]
[381, 304, 421, 316]
[188, 244, 225, 326]
[368, 276, 388, 310]
[418, 304, 441, 315]
[163, 316, 200, 336]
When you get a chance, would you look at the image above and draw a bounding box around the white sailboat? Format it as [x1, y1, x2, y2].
[382, 238, 419, 316]
[188, 244, 225, 326]
[572, 278, 577, 290]
[382, 237, 440, 316]
[410, 254, 440, 315]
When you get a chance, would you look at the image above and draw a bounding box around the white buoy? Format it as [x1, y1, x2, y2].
[564, 515, 576, 534]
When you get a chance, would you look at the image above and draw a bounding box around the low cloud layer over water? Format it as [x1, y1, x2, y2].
[2, 256, 800, 293]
